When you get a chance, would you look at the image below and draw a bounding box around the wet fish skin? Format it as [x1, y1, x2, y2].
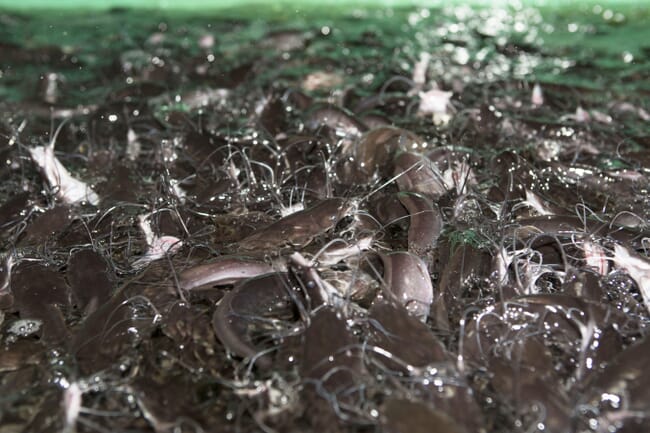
[513, 215, 645, 248]
[394, 152, 445, 198]
[67, 249, 114, 315]
[439, 244, 492, 319]
[212, 272, 296, 369]
[490, 357, 573, 433]
[463, 294, 625, 384]
[238, 198, 351, 250]
[397, 191, 443, 261]
[369, 300, 485, 433]
[301, 307, 363, 395]
[368, 299, 447, 370]
[305, 103, 367, 137]
[578, 334, 650, 433]
[179, 256, 274, 291]
[337, 127, 422, 185]
[379, 251, 434, 321]
[11, 262, 71, 345]
[381, 398, 470, 433]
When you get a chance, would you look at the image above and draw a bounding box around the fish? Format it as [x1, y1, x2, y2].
[397, 192, 443, 261]
[212, 273, 296, 368]
[238, 198, 352, 250]
[28, 122, 99, 206]
[378, 251, 434, 320]
[179, 256, 274, 291]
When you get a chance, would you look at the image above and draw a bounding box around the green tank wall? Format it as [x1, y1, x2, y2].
[0, 0, 647, 12]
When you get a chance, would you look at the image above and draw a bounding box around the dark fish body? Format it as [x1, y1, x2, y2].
[379, 251, 434, 320]
[578, 335, 650, 432]
[397, 191, 443, 260]
[239, 198, 351, 250]
[67, 249, 114, 314]
[212, 272, 296, 367]
[1, 10, 648, 433]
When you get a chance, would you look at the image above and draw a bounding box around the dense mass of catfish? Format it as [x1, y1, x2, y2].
[1, 6, 650, 433]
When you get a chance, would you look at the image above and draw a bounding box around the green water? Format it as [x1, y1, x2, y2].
[0, 0, 647, 10]
[1, 1, 648, 132]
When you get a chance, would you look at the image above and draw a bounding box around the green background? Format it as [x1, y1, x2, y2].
[0, 0, 648, 11]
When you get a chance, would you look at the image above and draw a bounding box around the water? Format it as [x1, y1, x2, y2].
[1, 3, 649, 433]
